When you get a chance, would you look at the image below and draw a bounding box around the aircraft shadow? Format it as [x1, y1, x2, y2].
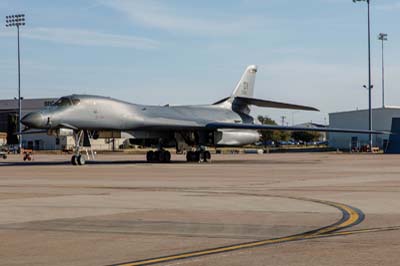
[0, 160, 190, 167]
[0, 159, 302, 167]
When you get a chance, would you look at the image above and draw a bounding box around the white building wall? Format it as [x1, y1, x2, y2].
[23, 133, 126, 151]
[65, 136, 126, 151]
[328, 107, 400, 149]
[23, 133, 68, 150]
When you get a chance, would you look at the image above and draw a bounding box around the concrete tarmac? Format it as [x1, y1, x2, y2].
[0, 153, 399, 265]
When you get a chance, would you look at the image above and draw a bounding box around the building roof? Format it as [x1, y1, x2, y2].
[0, 98, 56, 111]
[329, 106, 400, 115]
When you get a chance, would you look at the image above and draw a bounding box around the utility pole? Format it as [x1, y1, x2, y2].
[281, 116, 286, 126]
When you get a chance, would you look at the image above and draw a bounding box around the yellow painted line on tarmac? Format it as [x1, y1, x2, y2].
[320, 225, 400, 238]
[115, 235, 305, 266]
[308, 201, 361, 236]
[110, 197, 364, 266]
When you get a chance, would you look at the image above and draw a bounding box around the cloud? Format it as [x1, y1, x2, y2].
[100, 0, 259, 35]
[0, 27, 159, 49]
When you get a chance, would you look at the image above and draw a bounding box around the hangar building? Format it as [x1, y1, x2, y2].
[328, 107, 400, 150]
[0, 98, 127, 150]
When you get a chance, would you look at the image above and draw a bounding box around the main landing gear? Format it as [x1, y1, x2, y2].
[146, 150, 171, 163]
[186, 150, 211, 163]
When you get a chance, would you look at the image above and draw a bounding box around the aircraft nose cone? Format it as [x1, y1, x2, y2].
[21, 112, 44, 128]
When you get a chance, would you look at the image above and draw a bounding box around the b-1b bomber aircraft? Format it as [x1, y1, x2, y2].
[22, 65, 385, 165]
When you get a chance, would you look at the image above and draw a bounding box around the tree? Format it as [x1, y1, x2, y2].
[291, 131, 320, 143]
[257, 115, 290, 144]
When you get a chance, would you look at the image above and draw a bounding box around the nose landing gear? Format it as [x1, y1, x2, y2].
[71, 154, 86, 165]
[70, 130, 94, 166]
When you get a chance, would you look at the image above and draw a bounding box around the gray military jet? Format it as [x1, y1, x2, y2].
[21, 65, 385, 165]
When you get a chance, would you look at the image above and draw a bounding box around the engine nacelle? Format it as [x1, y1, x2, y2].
[217, 129, 260, 146]
[47, 128, 74, 137]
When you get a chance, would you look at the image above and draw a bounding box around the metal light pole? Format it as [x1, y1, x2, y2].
[378, 33, 388, 108]
[5, 14, 25, 153]
[281, 116, 286, 126]
[353, 0, 373, 149]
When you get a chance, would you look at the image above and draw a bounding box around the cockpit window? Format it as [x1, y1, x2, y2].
[53, 97, 72, 107]
[71, 99, 80, 105]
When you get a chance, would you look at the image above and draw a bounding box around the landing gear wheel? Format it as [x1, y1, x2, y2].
[194, 151, 200, 162]
[204, 151, 211, 162]
[186, 151, 198, 162]
[147, 150, 171, 163]
[77, 155, 86, 165]
[164, 151, 171, 163]
[186, 150, 211, 163]
[198, 151, 205, 163]
[158, 151, 165, 163]
[71, 155, 78, 165]
[159, 150, 171, 163]
[154, 151, 160, 162]
[186, 151, 192, 162]
[146, 151, 154, 162]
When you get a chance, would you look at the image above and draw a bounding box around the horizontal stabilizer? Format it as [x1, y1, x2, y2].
[59, 123, 78, 130]
[235, 97, 319, 111]
[206, 122, 390, 135]
[19, 129, 48, 135]
[213, 97, 230, 105]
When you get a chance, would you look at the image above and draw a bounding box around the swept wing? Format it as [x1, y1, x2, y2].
[206, 122, 390, 135]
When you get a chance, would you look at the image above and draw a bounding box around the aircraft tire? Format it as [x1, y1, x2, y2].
[146, 151, 154, 162]
[71, 155, 78, 166]
[194, 151, 201, 162]
[158, 151, 165, 163]
[154, 151, 160, 162]
[186, 151, 192, 162]
[77, 155, 85, 165]
[186, 151, 197, 162]
[204, 151, 211, 162]
[198, 151, 205, 163]
[164, 151, 171, 163]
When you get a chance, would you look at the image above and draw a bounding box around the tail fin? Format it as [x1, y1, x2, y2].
[385, 118, 400, 154]
[212, 65, 258, 113]
[213, 64, 319, 115]
[231, 65, 257, 98]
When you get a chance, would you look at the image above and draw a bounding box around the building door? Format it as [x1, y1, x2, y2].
[351, 136, 358, 151]
[34, 140, 40, 150]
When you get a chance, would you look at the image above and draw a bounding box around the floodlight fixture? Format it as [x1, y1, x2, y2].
[378, 33, 388, 41]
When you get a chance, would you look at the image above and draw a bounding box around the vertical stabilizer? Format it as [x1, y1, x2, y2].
[213, 65, 258, 114]
[231, 65, 257, 98]
[385, 118, 400, 154]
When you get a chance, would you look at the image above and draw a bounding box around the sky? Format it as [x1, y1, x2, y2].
[1, 0, 400, 125]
